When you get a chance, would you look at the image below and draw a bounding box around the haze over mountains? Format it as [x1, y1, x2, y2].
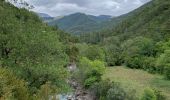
[38, 11, 134, 35]
[38, 12, 113, 34]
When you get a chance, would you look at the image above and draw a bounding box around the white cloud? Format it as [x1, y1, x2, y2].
[25, 0, 151, 17]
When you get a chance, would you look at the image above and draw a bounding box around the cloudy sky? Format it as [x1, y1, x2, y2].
[25, 0, 150, 17]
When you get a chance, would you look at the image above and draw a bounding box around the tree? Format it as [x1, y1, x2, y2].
[122, 37, 156, 69]
[0, 68, 30, 100]
[103, 36, 123, 66]
[156, 50, 170, 79]
[141, 88, 157, 100]
[76, 57, 105, 88]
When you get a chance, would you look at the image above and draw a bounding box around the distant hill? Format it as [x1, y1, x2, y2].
[37, 13, 52, 18]
[80, 0, 170, 43]
[47, 13, 113, 34]
[111, 0, 170, 41]
[37, 13, 54, 22]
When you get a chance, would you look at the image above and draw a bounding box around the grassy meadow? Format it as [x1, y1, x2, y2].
[103, 66, 170, 99]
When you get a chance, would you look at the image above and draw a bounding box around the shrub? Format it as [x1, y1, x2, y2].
[122, 37, 156, 69]
[77, 57, 105, 88]
[125, 56, 144, 69]
[164, 64, 170, 80]
[0, 68, 30, 100]
[106, 83, 127, 100]
[90, 80, 112, 100]
[142, 57, 156, 73]
[141, 88, 157, 100]
[154, 89, 166, 100]
[90, 80, 137, 100]
[103, 36, 123, 66]
[84, 76, 98, 88]
[156, 50, 170, 79]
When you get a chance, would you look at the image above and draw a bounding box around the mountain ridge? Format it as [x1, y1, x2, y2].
[46, 12, 112, 34]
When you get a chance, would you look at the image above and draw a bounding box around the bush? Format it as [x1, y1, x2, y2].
[90, 80, 137, 100]
[141, 88, 157, 100]
[122, 37, 156, 69]
[125, 55, 144, 69]
[164, 64, 170, 80]
[0, 68, 30, 100]
[76, 44, 105, 61]
[77, 57, 105, 88]
[90, 80, 112, 100]
[141, 88, 166, 100]
[103, 36, 123, 66]
[156, 50, 170, 79]
[84, 76, 99, 88]
[154, 89, 166, 100]
[106, 83, 127, 100]
[142, 57, 156, 73]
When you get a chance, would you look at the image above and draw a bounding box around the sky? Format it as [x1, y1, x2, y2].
[25, 0, 151, 17]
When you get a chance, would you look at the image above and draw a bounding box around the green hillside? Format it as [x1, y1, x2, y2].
[80, 0, 170, 43]
[1, 0, 170, 99]
[0, 0, 77, 99]
[75, 0, 170, 99]
[48, 13, 113, 34]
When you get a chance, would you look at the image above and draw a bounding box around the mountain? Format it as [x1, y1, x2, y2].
[37, 13, 52, 18]
[47, 13, 112, 34]
[80, 0, 170, 43]
[37, 13, 54, 22]
[112, 0, 170, 41]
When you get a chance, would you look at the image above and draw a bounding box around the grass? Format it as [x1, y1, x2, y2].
[102, 66, 170, 99]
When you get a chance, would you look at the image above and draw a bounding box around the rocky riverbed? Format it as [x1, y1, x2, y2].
[57, 64, 94, 100]
[66, 78, 94, 100]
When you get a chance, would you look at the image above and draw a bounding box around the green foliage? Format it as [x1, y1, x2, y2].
[141, 88, 166, 100]
[156, 50, 170, 79]
[142, 57, 156, 73]
[48, 13, 115, 34]
[0, 68, 30, 100]
[0, 0, 73, 97]
[122, 37, 156, 69]
[77, 57, 105, 88]
[66, 45, 79, 62]
[84, 76, 99, 88]
[90, 80, 112, 100]
[76, 44, 105, 61]
[35, 82, 57, 100]
[106, 83, 127, 100]
[85, 46, 105, 61]
[90, 80, 137, 100]
[141, 88, 157, 100]
[164, 64, 170, 80]
[103, 36, 123, 66]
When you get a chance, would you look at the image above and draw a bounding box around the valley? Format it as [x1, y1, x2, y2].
[1, 0, 170, 100]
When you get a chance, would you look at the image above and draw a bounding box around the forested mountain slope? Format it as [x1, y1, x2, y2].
[79, 0, 170, 78]
[47, 13, 113, 34]
[113, 0, 170, 41]
[76, 1, 170, 99]
[80, 0, 170, 43]
[0, 0, 76, 99]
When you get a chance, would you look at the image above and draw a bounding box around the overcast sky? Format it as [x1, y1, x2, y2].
[25, 0, 151, 17]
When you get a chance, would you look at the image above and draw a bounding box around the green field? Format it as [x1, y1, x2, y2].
[102, 66, 170, 99]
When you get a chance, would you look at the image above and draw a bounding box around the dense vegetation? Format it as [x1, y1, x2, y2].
[1, 0, 170, 99]
[0, 0, 78, 99]
[73, 0, 170, 99]
[78, 0, 170, 78]
[48, 13, 127, 35]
